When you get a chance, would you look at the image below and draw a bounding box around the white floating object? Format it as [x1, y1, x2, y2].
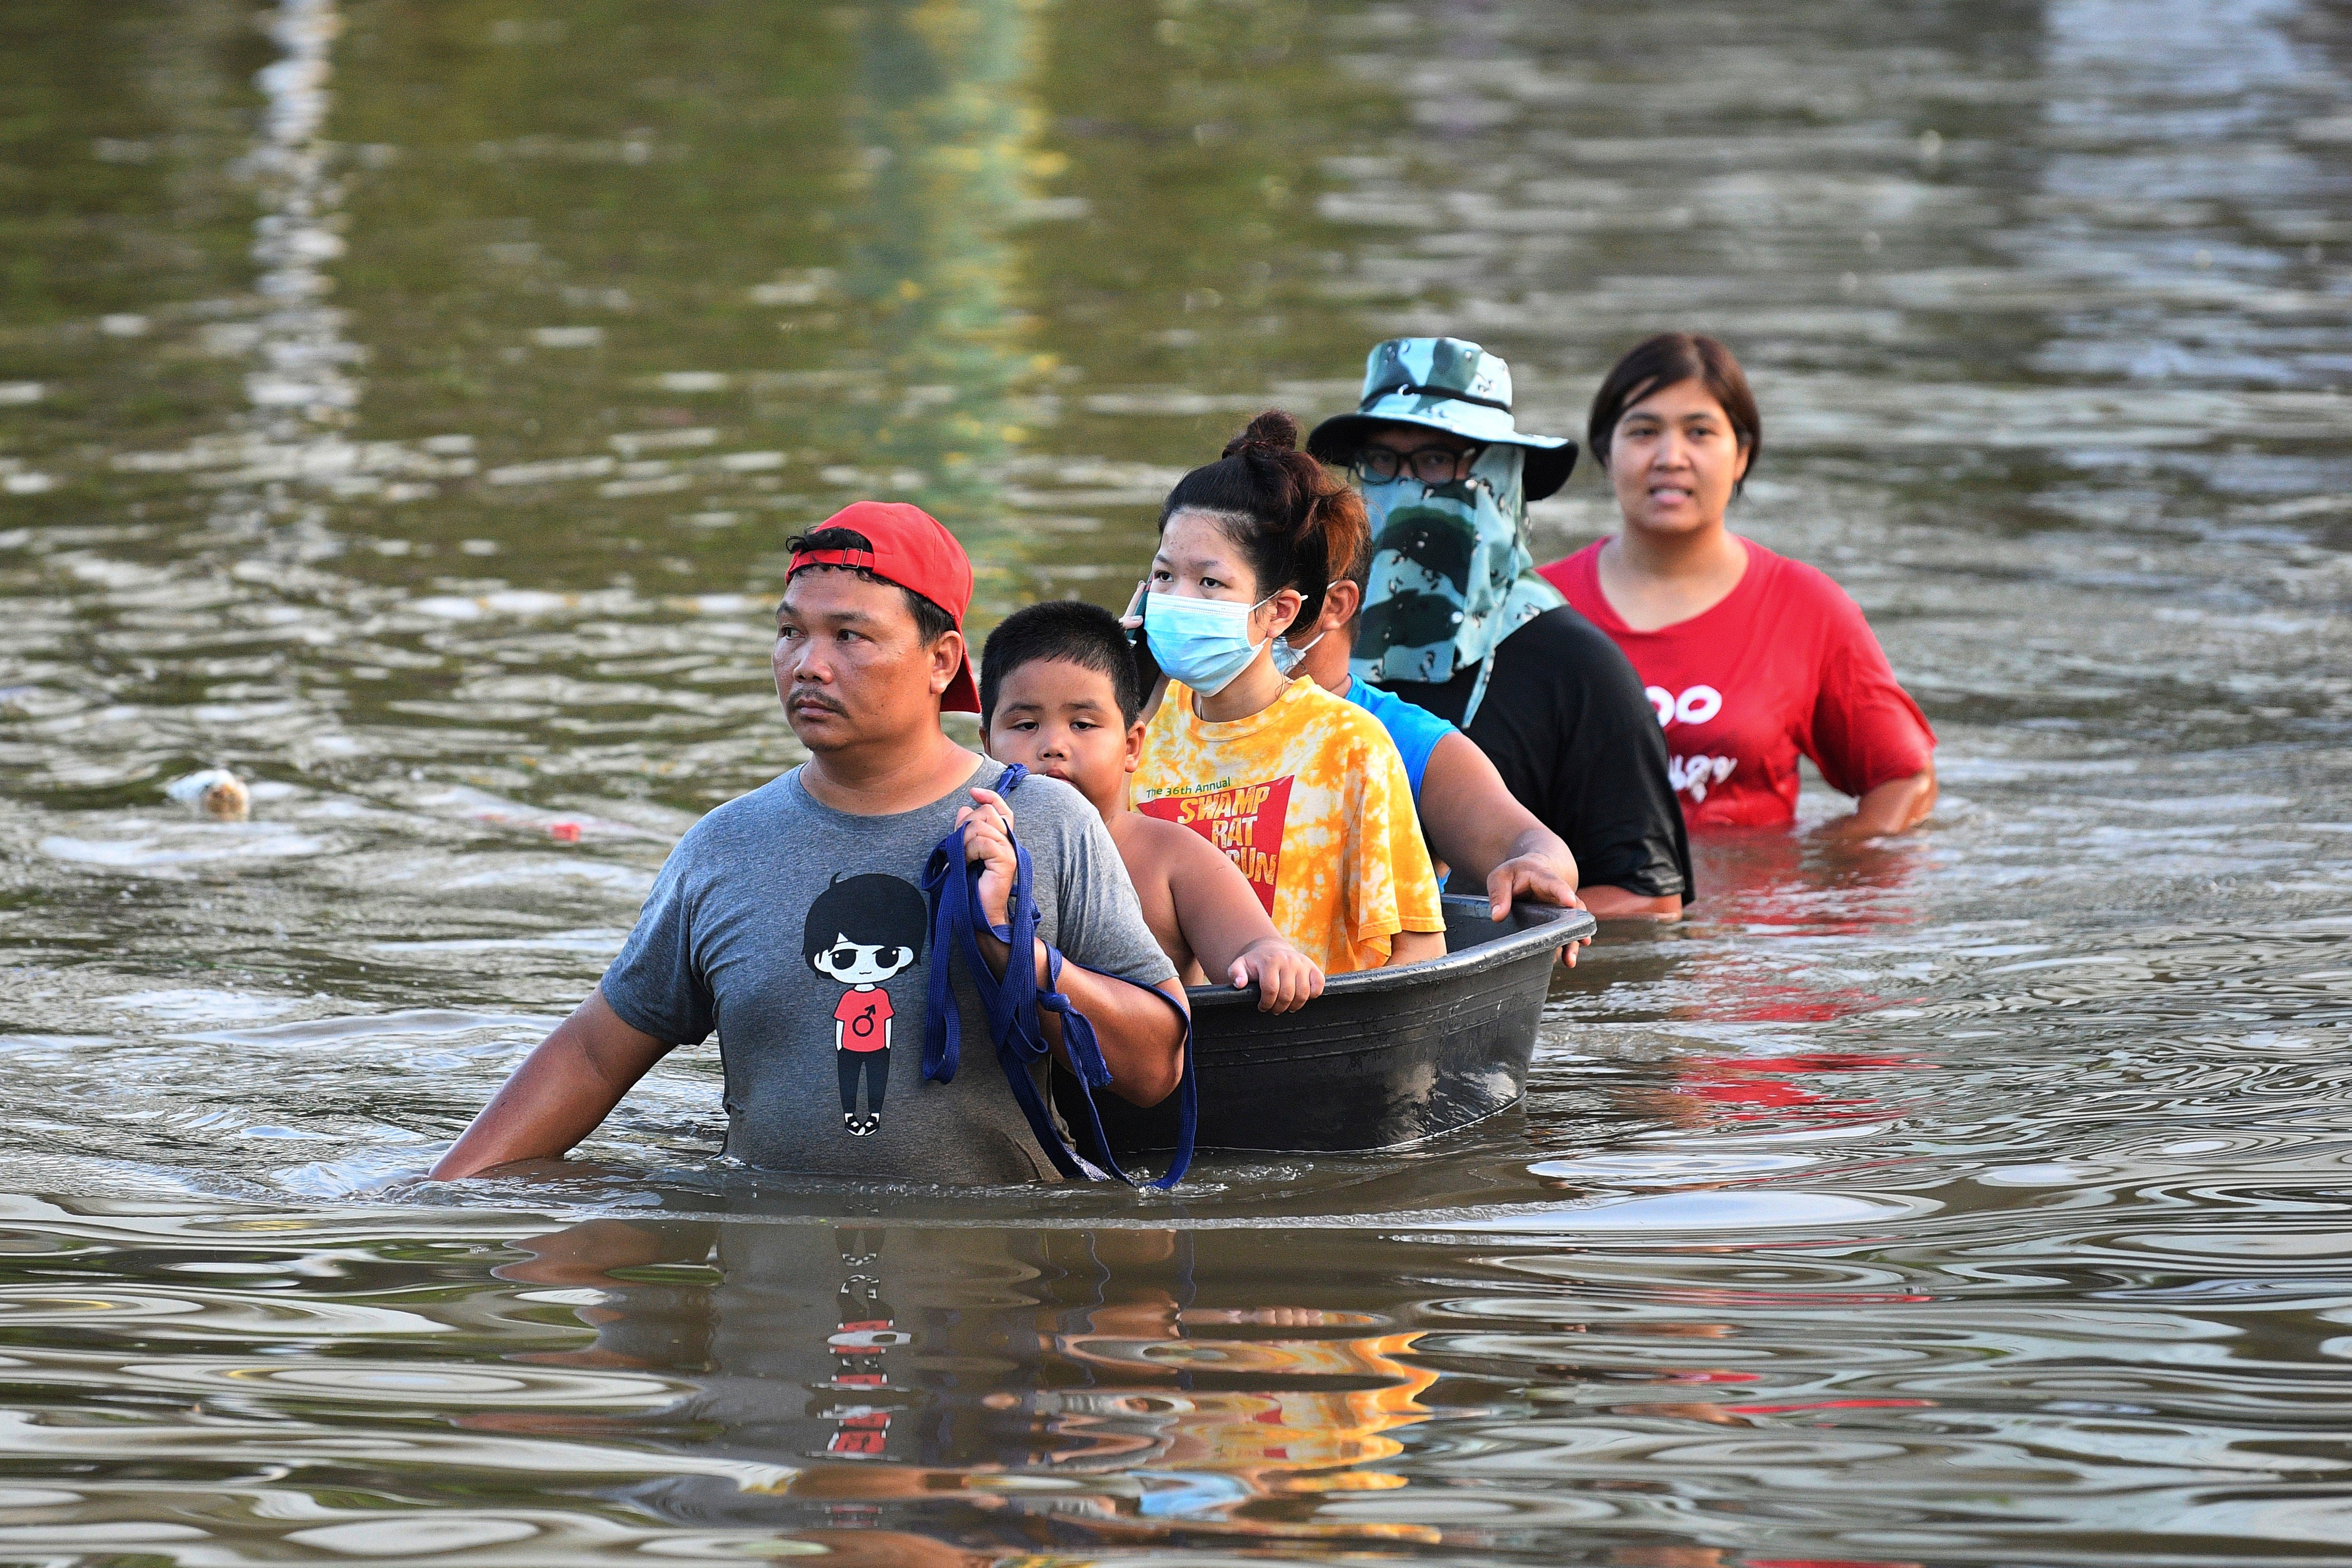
[166, 767, 251, 821]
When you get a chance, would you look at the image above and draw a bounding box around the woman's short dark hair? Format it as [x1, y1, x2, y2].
[1159, 409, 1370, 637]
[1588, 334, 1762, 491]
[979, 599, 1143, 728]
[785, 527, 957, 644]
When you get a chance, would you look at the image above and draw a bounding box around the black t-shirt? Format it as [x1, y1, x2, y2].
[1382, 606, 1693, 904]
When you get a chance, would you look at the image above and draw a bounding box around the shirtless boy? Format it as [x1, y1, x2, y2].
[980, 600, 1325, 1013]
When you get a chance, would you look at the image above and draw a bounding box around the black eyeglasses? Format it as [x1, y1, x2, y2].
[1352, 444, 1480, 484]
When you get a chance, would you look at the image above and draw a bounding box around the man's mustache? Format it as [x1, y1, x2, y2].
[787, 688, 847, 716]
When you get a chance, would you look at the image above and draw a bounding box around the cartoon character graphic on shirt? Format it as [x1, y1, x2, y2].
[802, 874, 926, 1137]
[1648, 682, 1737, 804]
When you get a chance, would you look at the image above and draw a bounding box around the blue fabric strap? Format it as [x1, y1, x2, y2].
[920, 764, 1196, 1189]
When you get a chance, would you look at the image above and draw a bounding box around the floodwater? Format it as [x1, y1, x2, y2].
[2, 0, 2350, 1561]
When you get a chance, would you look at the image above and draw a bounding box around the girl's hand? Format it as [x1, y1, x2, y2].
[1230, 936, 1324, 1014]
[1119, 579, 1147, 631]
[954, 787, 1018, 930]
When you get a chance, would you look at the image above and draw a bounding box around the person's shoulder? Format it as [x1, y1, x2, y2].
[1503, 602, 1628, 666]
[1344, 676, 1401, 722]
[1541, 537, 1607, 574]
[664, 772, 801, 858]
[1739, 540, 1872, 629]
[1003, 770, 1104, 844]
[1118, 810, 1217, 884]
[1535, 538, 1604, 596]
[1294, 677, 1400, 749]
[1306, 685, 1421, 789]
[1353, 676, 1454, 741]
[1488, 604, 1653, 726]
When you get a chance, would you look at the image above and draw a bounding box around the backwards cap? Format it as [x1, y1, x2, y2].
[789, 500, 979, 712]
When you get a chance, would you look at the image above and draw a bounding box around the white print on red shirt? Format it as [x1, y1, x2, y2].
[1648, 685, 1736, 802]
[1669, 753, 1737, 802]
[1646, 684, 1723, 726]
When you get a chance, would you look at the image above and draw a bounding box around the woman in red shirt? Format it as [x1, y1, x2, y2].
[1540, 334, 1936, 836]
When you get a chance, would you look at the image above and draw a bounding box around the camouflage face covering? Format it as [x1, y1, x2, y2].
[1350, 444, 1563, 726]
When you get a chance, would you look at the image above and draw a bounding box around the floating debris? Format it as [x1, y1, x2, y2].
[165, 767, 251, 821]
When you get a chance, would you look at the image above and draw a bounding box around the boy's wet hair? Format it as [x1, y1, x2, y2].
[980, 599, 1144, 728]
[802, 873, 928, 969]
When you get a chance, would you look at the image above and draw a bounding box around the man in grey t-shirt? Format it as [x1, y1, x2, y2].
[432, 503, 1185, 1186]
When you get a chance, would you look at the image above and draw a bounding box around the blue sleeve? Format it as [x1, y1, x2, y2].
[598, 845, 716, 1044]
[1347, 678, 1456, 801]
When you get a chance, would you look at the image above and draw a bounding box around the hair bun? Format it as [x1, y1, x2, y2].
[1222, 408, 1301, 460]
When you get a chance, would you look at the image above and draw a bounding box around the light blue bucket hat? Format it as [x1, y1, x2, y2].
[1306, 336, 1578, 500]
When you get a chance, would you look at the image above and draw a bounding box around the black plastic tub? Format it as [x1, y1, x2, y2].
[1088, 895, 1597, 1157]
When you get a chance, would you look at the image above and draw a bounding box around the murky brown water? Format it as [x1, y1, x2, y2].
[3, 0, 2351, 1561]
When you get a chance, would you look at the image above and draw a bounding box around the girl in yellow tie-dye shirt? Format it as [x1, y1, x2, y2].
[1129, 411, 1446, 976]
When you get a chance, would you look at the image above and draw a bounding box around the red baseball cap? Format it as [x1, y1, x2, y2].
[788, 500, 979, 712]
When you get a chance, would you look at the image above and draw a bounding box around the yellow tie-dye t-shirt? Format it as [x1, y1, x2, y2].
[1130, 677, 1446, 976]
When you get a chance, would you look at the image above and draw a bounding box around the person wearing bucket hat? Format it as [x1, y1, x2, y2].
[1306, 338, 1692, 921]
[432, 501, 1190, 1186]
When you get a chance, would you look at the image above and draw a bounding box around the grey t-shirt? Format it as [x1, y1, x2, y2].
[600, 757, 1176, 1184]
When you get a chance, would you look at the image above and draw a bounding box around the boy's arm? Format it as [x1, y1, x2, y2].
[1158, 823, 1322, 1013]
[431, 989, 674, 1179]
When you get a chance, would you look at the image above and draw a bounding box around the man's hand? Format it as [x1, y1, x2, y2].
[1483, 850, 1591, 967]
[954, 785, 1018, 929]
[1229, 935, 1324, 1013]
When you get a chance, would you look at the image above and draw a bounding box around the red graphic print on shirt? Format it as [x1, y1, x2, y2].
[833, 987, 892, 1054]
[1136, 775, 1294, 914]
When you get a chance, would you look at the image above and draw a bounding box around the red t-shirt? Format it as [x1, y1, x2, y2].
[1541, 540, 1933, 829]
[834, 988, 892, 1051]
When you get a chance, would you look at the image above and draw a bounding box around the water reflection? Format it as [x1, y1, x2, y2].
[494, 1219, 1444, 1546]
[2, 0, 2351, 1560]
[835, 0, 1042, 536]
[243, 0, 358, 437]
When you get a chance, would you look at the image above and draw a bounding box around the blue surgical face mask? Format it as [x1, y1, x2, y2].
[1269, 580, 1342, 676]
[1269, 629, 1324, 677]
[1145, 590, 1273, 696]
